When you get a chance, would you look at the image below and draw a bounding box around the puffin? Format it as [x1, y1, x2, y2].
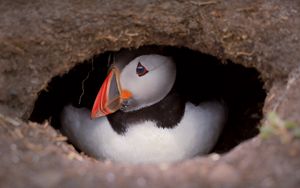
[60, 52, 227, 164]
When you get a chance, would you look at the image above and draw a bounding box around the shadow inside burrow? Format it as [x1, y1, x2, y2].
[29, 45, 266, 155]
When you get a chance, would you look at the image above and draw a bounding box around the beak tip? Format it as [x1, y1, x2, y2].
[90, 112, 96, 119]
[91, 68, 125, 120]
[91, 105, 102, 119]
[91, 102, 107, 119]
[90, 110, 97, 119]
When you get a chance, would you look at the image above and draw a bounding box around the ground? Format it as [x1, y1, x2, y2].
[0, 0, 300, 187]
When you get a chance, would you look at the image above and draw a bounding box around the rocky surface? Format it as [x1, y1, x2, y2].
[0, 0, 300, 187]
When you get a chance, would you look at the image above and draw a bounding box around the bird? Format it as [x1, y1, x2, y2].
[60, 52, 227, 164]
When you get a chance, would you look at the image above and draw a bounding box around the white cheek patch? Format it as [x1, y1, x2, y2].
[146, 59, 169, 71]
[120, 55, 176, 111]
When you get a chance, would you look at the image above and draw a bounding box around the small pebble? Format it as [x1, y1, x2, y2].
[210, 153, 220, 161]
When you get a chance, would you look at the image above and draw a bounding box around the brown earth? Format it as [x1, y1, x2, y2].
[0, 0, 300, 187]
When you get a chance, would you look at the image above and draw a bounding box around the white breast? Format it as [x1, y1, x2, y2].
[61, 102, 226, 164]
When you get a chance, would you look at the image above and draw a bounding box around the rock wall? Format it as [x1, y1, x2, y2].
[0, 0, 300, 187]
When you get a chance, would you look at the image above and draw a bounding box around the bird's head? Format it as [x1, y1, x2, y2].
[91, 54, 176, 118]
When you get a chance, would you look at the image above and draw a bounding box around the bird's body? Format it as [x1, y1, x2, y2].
[61, 101, 225, 164]
[60, 53, 227, 164]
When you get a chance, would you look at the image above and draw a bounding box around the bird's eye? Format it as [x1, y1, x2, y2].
[136, 62, 149, 77]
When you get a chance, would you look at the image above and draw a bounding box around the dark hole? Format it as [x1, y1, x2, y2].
[29, 45, 266, 155]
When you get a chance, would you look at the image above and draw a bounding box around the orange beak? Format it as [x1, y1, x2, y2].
[91, 67, 132, 119]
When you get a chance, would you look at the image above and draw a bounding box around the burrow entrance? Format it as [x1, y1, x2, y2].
[29, 45, 266, 157]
